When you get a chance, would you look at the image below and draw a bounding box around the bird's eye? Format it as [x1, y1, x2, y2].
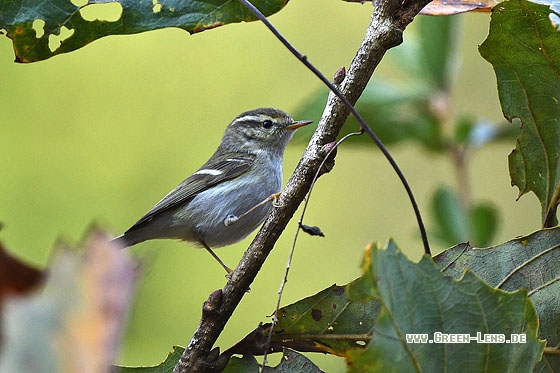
[262, 120, 273, 129]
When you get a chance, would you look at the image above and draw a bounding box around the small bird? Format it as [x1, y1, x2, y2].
[112, 108, 311, 273]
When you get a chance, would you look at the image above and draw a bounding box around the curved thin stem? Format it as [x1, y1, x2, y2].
[237, 0, 430, 256]
[262, 130, 364, 369]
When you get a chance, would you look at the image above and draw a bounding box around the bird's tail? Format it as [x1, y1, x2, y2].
[109, 231, 150, 248]
[109, 234, 132, 249]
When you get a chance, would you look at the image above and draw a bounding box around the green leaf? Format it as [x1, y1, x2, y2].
[221, 269, 381, 368]
[346, 240, 545, 372]
[434, 227, 560, 371]
[430, 185, 469, 244]
[469, 202, 498, 246]
[430, 186, 499, 247]
[223, 353, 259, 373]
[114, 346, 184, 372]
[479, 0, 560, 226]
[0, 0, 288, 63]
[223, 278, 380, 358]
[453, 115, 476, 145]
[230, 239, 548, 371]
[416, 15, 459, 90]
[223, 348, 323, 373]
[271, 283, 380, 356]
[263, 348, 323, 373]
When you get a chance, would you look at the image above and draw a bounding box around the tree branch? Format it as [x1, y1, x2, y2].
[173, 0, 431, 371]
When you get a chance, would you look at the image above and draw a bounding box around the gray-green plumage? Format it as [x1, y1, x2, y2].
[112, 108, 310, 264]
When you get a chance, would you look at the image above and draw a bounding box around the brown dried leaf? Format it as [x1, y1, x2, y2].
[420, 0, 494, 15]
[0, 241, 44, 303]
[0, 229, 138, 372]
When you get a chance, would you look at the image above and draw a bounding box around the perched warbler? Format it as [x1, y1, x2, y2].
[112, 108, 311, 273]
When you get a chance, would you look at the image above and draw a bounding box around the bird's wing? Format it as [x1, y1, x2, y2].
[125, 152, 256, 232]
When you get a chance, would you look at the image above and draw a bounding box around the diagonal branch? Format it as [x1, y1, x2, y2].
[173, 0, 431, 371]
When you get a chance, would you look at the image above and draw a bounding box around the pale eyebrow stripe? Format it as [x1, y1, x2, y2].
[194, 169, 223, 176]
[231, 115, 267, 125]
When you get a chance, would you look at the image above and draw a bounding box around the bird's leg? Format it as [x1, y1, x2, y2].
[223, 192, 282, 227]
[202, 241, 233, 275]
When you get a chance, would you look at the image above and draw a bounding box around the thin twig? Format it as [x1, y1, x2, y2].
[262, 130, 363, 368]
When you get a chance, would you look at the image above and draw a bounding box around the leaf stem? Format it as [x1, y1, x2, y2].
[544, 182, 560, 227]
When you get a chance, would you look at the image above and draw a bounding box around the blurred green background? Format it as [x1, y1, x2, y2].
[0, 0, 541, 371]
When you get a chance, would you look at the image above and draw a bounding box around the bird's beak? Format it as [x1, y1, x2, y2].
[286, 120, 313, 130]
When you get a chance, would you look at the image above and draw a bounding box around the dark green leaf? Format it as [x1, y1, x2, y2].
[223, 348, 323, 373]
[223, 284, 379, 357]
[434, 227, 560, 371]
[114, 346, 184, 372]
[346, 240, 545, 372]
[271, 283, 379, 356]
[417, 15, 459, 90]
[453, 115, 476, 145]
[0, 0, 288, 63]
[430, 185, 469, 245]
[479, 0, 560, 225]
[469, 202, 498, 246]
[430, 186, 500, 247]
[262, 349, 323, 373]
[223, 353, 259, 373]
